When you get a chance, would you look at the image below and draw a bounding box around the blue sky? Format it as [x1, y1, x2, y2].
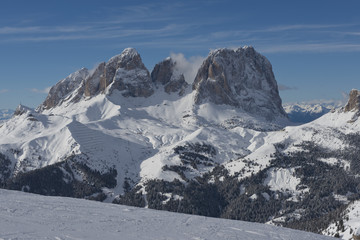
[1, 0, 360, 109]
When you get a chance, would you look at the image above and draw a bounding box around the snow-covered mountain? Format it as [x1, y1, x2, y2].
[0, 46, 359, 238]
[0, 189, 333, 240]
[0, 46, 289, 191]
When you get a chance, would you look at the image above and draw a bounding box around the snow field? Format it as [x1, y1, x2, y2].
[0, 189, 334, 240]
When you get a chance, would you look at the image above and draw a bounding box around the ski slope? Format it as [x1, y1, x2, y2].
[0, 189, 334, 240]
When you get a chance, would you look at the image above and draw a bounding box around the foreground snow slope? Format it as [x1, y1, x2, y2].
[0, 189, 333, 240]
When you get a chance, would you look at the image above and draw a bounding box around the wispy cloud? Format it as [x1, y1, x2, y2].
[278, 84, 297, 91]
[0, 26, 92, 35]
[30, 87, 51, 94]
[0, 1, 359, 57]
[260, 43, 360, 53]
[262, 23, 355, 32]
[0, 89, 9, 93]
[0, 23, 191, 43]
[208, 23, 360, 54]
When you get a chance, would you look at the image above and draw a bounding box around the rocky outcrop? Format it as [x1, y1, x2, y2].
[193, 47, 286, 120]
[344, 89, 360, 112]
[85, 48, 154, 98]
[151, 58, 188, 95]
[84, 63, 105, 97]
[41, 68, 89, 110]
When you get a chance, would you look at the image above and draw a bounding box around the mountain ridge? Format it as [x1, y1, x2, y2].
[39, 47, 288, 123]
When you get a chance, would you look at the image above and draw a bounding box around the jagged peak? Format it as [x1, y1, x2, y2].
[107, 48, 141, 65]
[209, 46, 255, 56]
[60, 67, 89, 84]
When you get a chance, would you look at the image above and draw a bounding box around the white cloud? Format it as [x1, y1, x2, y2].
[170, 53, 205, 84]
[31, 87, 51, 94]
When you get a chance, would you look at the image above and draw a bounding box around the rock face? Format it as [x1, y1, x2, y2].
[151, 58, 188, 95]
[106, 48, 154, 97]
[85, 48, 154, 98]
[193, 47, 286, 120]
[344, 89, 360, 112]
[41, 68, 89, 109]
[84, 63, 105, 97]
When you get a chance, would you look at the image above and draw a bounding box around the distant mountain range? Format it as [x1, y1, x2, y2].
[283, 101, 344, 124]
[0, 109, 13, 123]
[1, 47, 360, 239]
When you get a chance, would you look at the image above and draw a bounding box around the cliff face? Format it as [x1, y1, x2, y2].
[345, 89, 360, 112]
[41, 68, 89, 110]
[85, 48, 154, 98]
[193, 47, 286, 120]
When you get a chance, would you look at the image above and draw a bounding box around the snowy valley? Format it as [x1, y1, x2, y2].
[1, 46, 360, 239]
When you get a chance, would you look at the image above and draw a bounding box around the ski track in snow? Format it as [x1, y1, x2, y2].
[0, 189, 334, 240]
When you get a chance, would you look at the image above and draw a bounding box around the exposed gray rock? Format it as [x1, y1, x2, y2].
[151, 58, 188, 95]
[108, 48, 154, 97]
[84, 63, 105, 97]
[193, 47, 286, 120]
[41, 68, 89, 110]
[84, 48, 154, 98]
[41, 48, 155, 110]
[344, 89, 360, 112]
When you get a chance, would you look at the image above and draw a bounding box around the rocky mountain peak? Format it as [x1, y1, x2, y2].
[107, 48, 154, 97]
[107, 48, 145, 72]
[193, 46, 286, 120]
[344, 89, 360, 112]
[84, 47, 153, 98]
[41, 68, 89, 110]
[151, 57, 188, 95]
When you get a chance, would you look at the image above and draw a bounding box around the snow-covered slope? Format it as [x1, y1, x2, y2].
[0, 189, 334, 240]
